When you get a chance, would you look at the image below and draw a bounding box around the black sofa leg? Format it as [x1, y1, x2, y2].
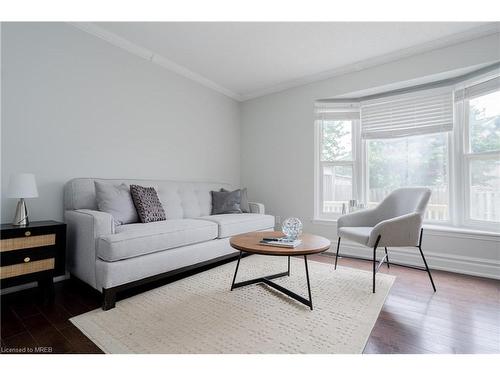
[102, 288, 116, 310]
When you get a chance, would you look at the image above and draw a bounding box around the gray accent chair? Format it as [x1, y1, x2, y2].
[335, 187, 436, 293]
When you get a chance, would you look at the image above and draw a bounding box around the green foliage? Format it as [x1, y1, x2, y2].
[321, 121, 351, 161]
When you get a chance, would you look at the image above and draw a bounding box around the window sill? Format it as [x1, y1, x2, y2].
[311, 218, 500, 240]
[423, 224, 500, 239]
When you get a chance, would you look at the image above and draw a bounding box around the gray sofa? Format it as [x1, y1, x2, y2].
[64, 178, 274, 309]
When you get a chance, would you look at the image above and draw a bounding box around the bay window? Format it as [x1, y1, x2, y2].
[314, 69, 500, 232]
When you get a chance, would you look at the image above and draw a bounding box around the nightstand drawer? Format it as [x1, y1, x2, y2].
[1, 246, 56, 266]
[0, 258, 55, 280]
[0, 234, 56, 252]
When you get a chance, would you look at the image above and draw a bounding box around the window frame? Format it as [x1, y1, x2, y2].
[314, 117, 360, 220]
[459, 87, 500, 230]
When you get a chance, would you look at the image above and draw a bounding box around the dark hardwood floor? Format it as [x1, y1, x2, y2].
[1, 254, 499, 354]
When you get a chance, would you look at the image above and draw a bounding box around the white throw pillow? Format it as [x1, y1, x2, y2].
[94, 181, 139, 225]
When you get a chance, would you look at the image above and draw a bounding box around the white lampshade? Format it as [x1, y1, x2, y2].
[7, 173, 39, 198]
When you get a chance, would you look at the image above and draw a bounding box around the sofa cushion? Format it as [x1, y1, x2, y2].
[97, 219, 218, 261]
[197, 213, 275, 238]
[338, 227, 373, 245]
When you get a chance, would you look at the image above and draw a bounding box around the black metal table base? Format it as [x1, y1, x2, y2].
[230, 252, 314, 310]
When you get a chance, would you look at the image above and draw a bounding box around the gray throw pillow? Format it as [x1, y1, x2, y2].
[220, 188, 250, 213]
[94, 181, 139, 225]
[130, 185, 166, 223]
[211, 190, 242, 215]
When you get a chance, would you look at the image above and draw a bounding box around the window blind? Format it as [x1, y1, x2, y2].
[314, 102, 360, 121]
[455, 76, 500, 101]
[360, 87, 454, 139]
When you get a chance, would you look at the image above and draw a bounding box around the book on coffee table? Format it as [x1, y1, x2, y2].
[259, 238, 302, 248]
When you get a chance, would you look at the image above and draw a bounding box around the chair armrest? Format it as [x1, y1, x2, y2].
[248, 202, 265, 214]
[337, 208, 379, 231]
[367, 212, 422, 247]
[65, 209, 114, 289]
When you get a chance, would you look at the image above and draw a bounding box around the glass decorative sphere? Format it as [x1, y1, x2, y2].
[281, 217, 303, 240]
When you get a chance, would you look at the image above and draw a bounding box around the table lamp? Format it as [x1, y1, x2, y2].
[7, 173, 39, 226]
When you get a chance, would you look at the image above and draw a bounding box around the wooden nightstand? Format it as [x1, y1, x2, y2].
[0, 221, 66, 296]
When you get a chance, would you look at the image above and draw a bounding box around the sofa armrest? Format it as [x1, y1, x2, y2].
[248, 202, 265, 214]
[65, 209, 114, 290]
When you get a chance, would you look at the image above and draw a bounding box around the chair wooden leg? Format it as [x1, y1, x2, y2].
[372, 236, 381, 293]
[334, 237, 341, 270]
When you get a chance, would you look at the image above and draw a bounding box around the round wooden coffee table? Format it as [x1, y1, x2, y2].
[229, 231, 331, 310]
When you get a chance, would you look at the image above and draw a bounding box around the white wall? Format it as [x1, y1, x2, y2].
[1, 22, 241, 223]
[241, 33, 500, 279]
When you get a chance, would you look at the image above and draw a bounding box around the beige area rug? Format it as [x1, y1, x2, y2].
[70, 255, 394, 353]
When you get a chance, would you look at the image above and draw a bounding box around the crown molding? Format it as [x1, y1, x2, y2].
[68, 22, 499, 103]
[240, 23, 500, 101]
[68, 22, 242, 101]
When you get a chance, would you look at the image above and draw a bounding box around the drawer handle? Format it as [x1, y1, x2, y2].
[25, 231, 31, 237]
[24, 257, 31, 263]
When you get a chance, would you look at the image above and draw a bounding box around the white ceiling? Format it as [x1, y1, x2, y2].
[91, 22, 499, 100]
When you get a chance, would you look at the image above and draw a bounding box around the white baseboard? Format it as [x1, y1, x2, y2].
[325, 241, 500, 280]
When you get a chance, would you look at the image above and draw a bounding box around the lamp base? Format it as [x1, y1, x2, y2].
[12, 198, 29, 226]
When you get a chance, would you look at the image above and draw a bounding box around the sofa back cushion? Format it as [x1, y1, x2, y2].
[64, 178, 234, 219]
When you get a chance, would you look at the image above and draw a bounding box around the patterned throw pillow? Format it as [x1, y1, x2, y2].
[129, 185, 166, 223]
